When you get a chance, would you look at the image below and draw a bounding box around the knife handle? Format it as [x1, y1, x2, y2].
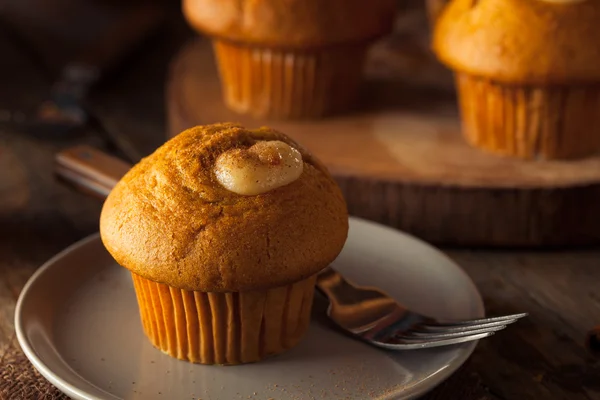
[55, 145, 131, 200]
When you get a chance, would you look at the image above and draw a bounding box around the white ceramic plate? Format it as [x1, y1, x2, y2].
[15, 217, 483, 400]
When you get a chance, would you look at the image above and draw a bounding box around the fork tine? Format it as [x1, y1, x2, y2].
[419, 318, 519, 332]
[399, 324, 507, 340]
[425, 313, 528, 328]
[377, 331, 496, 350]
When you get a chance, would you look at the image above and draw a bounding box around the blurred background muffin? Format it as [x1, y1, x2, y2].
[432, 0, 600, 160]
[182, 0, 397, 120]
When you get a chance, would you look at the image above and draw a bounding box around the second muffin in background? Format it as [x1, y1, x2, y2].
[99, 123, 349, 365]
[183, 0, 397, 120]
[433, 0, 600, 160]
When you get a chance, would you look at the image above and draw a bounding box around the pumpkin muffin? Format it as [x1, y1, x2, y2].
[99, 123, 348, 365]
[182, 0, 397, 119]
[432, 0, 600, 160]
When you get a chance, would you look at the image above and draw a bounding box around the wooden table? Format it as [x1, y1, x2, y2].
[0, 2, 599, 399]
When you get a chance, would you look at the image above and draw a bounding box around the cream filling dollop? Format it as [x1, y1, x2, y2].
[214, 140, 303, 195]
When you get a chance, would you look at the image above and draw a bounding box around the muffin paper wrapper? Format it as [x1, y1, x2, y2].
[213, 39, 367, 119]
[456, 73, 600, 160]
[131, 272, 316, 365]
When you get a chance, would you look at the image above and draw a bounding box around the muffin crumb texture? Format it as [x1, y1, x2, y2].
[99, 122, 348, 292]
[433, 0, 600, 83]
[183, 0, 397, 48]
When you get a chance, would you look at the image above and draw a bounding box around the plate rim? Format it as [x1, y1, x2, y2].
[14, 233, 109, 400]
[15, 216, 483, 400]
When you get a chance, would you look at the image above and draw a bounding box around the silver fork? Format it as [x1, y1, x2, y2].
[315, 267, 526, 350]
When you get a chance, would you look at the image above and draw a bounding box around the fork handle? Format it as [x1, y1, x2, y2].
[54, 145, 129, 200]
[315, 267, 397, 310]
[314, 267, 346, 303]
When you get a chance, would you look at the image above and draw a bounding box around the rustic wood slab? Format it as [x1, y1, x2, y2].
[166, 36, 600, 248]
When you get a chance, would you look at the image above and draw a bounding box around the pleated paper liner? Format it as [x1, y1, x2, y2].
[131, 273, 317, 365]
[212, 39, 367, 119]
[456, 73, 600, 160]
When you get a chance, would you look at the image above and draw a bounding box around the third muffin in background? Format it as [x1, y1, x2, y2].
[432, 0, 600, 160]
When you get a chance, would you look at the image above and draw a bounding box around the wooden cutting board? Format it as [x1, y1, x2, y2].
[165, 33, 600, 247]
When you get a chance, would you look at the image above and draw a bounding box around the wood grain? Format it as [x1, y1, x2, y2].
[454, 251, 600, 400]
[166, 36, 600, 247]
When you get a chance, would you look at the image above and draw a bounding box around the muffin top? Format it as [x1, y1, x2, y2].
[432, 0, 600, 83]
[182, 0, 397, 48]
[99, 123, 348, 292]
